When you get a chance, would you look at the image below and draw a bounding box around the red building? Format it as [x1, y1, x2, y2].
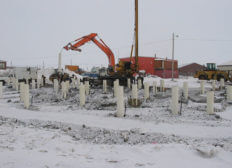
[119, 57, 179, 78]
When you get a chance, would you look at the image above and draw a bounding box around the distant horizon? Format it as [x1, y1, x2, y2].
[3, 58, 232, 72]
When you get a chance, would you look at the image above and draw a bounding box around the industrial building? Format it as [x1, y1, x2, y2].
[119, 57, 179, 78]
[178, 63, 205, 76]
[217, 60, 232, 71]
[217, 60, 232, 77]
[0, 60, 7, 70]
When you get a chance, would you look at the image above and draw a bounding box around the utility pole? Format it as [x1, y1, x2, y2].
[135, 0, 139, 72]
[58, 51, 62, 72]
[171, 33, 178, 81]
[43, 61, 45, 70]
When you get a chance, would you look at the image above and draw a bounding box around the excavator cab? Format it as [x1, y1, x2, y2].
[116, 61, 128, 70]
[116, 60, 135, 76]
[124, 61, 132, 70]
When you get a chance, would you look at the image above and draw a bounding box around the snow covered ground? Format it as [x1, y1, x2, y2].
[0, 77, 232, 168]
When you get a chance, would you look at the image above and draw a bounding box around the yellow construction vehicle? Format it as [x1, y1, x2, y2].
[194, 63, 230, 81]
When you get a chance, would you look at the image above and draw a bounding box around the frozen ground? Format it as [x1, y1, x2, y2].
[0, 77, 232, 168]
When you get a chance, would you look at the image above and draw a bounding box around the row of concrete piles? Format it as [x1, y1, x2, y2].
[52, 78, 166, 117]
[53, 78, 90, 107]
[114, 78, 232, 117]
[0, 76, 166, 114]
[1, 77, 231, 117]
[200, 78, 226, 95]
[114, 78, 165, 117]
[172, 79, 232, 115]
[18, 77, 47, 109]
[8, 77, 45, 91]
[0, 77, 47, 109]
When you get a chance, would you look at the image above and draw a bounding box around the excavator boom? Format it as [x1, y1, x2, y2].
[63, 33, 115, 71]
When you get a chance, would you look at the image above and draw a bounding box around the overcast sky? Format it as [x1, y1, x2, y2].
[0, 0, 232, 69]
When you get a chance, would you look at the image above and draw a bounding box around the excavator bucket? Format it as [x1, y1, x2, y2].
[63, 44, 82, 52]
[70, 46, 81, 52]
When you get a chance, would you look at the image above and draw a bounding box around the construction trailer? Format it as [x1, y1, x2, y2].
[119, 57, 179, 78]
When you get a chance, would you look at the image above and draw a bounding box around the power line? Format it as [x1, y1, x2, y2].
[113, 39, 170, 51]
[114, 37, 232, 52]
[177, 38, 232, 42]
[142, 39, 170, 46]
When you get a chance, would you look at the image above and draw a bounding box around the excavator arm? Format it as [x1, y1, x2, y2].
[63, 33, 115, 71]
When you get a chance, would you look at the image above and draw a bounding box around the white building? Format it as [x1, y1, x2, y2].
[217, 60, 232, 77]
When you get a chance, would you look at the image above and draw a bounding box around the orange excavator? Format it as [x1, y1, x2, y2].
[50, 0, 140, 85]
[63, 33, 115, 74]
[61, 33, 136, 85]
[49, 33, 136, 84]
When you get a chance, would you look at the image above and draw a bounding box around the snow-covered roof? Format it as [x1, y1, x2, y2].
[218, 60, 232, 66]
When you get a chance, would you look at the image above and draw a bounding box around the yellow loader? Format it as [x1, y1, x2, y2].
[194, 63, 231, 81]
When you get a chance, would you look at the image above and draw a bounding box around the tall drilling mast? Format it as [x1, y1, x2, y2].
[134, 0, 139, 72]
